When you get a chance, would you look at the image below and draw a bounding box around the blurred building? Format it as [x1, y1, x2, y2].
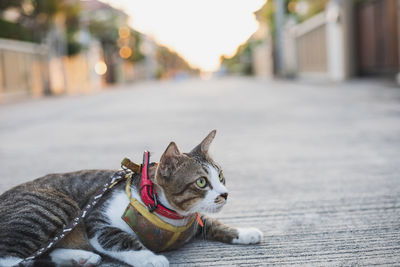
[284, 0, 400, 82]
[238, 0, 400, 84]
[251, 8, 274, 78]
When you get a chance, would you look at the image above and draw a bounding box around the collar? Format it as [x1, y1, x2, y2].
[139, 151, 184, 220]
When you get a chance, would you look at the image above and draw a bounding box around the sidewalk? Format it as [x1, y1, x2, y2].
[1, 77, 399, 266]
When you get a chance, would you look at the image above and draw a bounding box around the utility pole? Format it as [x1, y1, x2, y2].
[274, 0, 285, 76]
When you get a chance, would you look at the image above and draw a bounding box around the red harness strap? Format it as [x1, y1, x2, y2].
[140, 151, 184, 220]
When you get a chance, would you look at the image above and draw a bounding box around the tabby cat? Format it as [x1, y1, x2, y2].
[0, 130, 262, 267]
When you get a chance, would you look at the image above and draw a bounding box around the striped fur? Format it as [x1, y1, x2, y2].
[0, 170, 114, 265]
[0, 130, 262, 267]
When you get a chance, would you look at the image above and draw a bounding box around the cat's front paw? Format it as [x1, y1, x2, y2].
[232, 227, 263, 245]
[138, 254, 169, 267]
[50, 248, 102, 267]
[72, 253, 102, 267]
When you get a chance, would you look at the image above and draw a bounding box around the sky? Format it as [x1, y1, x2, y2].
[100, 0, 266, 71]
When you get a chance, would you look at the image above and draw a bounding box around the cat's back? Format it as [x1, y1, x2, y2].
[1, 169, 116, 205]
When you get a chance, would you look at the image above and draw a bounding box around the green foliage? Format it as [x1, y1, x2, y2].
[65, 30, 83, 56]
[64, 2, 81, 32]
[32, 0, 59, 17]
[64, 2, 82, 56]
[66, 40, 82, 56]
[257, 0, 276, 37]
[0, 0, 23, 10]
[156, 45, 199, 78]
[220, 39, 261, 75]
[0, 19, 36, 42]
[0, 0, 81, 46]
[129, 31, 145, 62]
[288, 0, 329, 23]
[257, 0, 329, 37]
[88, 19, 144, 62]
[88, 18, 119, 45]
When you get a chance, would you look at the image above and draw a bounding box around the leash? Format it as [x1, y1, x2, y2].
[19, 167, 135, 265]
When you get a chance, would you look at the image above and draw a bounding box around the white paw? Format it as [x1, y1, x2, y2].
[73, 252, 102, 267]
[50, 248, 102, 267]
[232, 227, 263, 244]
[0, 256, 23, 267]
[139, 254, 169, 267]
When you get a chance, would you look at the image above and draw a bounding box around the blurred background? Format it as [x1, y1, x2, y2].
[1, 1, 400, 265]
[0, 0, 399, 101]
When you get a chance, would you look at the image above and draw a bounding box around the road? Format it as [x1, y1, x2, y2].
[1, 77, 400, 266]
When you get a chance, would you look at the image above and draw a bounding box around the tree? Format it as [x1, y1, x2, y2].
[256, 0, 329, 37]
[0, 0, 81, 47]
[220, 39, 261, 75]
[155, 45, 199, 79]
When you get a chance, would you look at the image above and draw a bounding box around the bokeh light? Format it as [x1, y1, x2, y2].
[119, 46, 132, 59]
[94, 61, 107, 75]
[119, 26, 130, 39]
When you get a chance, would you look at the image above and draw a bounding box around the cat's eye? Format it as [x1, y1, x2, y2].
[196, 177, 208, 188]
[219, 172, 224, 183]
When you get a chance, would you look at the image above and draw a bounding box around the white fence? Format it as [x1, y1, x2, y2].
[292, 13, 328, 77]
[0, 38, 48, 100]
[283, 0, 355, 81]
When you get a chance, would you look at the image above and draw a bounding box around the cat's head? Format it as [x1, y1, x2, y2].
[155, 130, 228, 215]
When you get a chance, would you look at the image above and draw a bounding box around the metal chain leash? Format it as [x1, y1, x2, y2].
[19, 169, 131, 265]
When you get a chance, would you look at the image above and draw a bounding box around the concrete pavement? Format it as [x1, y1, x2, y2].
[1, 77, 400, 266]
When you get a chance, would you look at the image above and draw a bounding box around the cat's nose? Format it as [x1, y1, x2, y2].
[220, 193, 228, 200]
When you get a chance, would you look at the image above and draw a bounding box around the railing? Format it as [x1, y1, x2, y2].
[293, 13, 328, 77]
[0, 38, 48, 100]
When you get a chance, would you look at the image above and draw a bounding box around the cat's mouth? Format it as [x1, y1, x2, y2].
[215, 198, 226, 205]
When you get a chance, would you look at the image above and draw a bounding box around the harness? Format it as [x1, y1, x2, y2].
[121, 151, 201, 252]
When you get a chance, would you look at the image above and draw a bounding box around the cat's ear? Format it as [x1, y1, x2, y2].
[158, 142, 181, 177]
[191, 130, 216, 155]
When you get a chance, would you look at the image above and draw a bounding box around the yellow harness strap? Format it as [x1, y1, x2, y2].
[124, 175, 196, 251]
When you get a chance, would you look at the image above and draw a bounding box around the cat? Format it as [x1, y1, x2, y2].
[0, 130, 263, 267]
